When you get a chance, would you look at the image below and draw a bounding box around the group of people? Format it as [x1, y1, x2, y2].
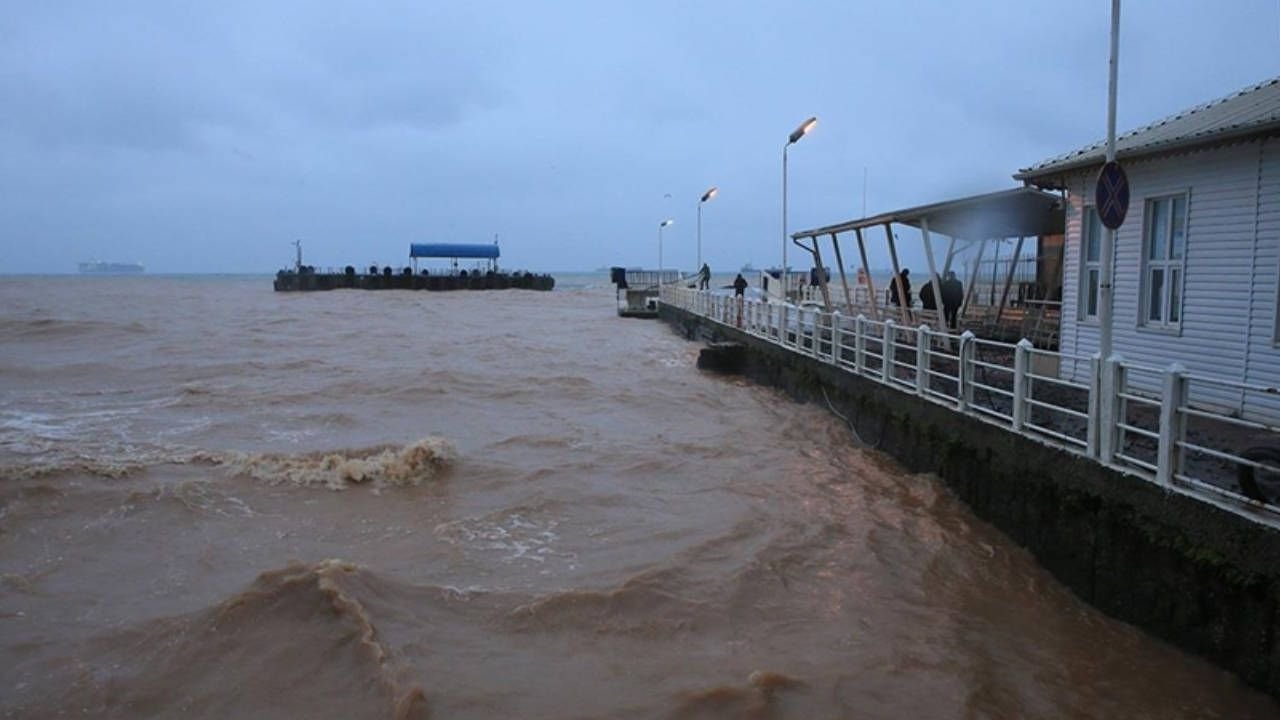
[698, 264, 751, 298]
[888, 268, 964, 328]
[698, 264, 965, 330]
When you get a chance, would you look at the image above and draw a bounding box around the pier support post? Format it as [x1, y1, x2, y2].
[1087, 354, 1102, 459]
[916, 324, 931, 397]
[809, 309, 818, 357]
[1013, 339, 1033, 431]
[1157, 363, 1187, 487]
[831, 311, 842, 366]
[855, 315, 866, 375]
[957, 330, 976, 411]
[883, 319, 896, 385]
[1100, 355, 1125, 464]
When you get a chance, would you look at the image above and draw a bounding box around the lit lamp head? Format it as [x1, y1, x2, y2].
[700, 186, 718, 204]
[788, 116, 818, 145]
[660, 219, 673, 228]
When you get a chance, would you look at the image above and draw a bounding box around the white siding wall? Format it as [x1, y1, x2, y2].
[1059, 180, 1088, 377]
[1244, 136, 1280, 419]
[1057, 141, 1272, 416]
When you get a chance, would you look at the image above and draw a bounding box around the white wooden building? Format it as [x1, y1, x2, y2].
[1015, 77, 1280, 418]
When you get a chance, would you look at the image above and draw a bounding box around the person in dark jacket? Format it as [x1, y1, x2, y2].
[733, 273, 749, 328]
[919, 276, 938, 311]
[699, 263, 711, 290]
[941, 271, 964, 329]
[888, 268, 911, 307]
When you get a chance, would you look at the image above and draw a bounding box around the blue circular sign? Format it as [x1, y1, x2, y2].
[1095, 160, 1130, 230]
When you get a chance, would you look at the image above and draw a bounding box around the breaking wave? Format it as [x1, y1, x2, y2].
[222, 437, 457, 490]
[669, 671, 806, 719]
[10, 561, 428, 720]
[0, 316, 149, 340]
[0, 447, 217, 481]
[0, 437, 456, 490]
[505, 567, 701, 636]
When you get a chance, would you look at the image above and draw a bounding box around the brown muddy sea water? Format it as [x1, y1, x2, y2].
[1, 275, 1275, 719]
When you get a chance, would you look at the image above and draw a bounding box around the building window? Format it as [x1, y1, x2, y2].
[1080, 206, 1101, 321]
[1140, 194, 1188, 328]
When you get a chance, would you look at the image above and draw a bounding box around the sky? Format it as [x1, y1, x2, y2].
[2, 1, 1278, 274]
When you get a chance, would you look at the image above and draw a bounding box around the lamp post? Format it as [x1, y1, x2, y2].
[782, 116, 817, 301]
[1099, 0, 1120, 366]
[658, 218, 673, 274]
[697, 186, 718, 270]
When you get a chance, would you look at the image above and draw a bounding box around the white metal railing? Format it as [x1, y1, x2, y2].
[660, 286, 1280, 523]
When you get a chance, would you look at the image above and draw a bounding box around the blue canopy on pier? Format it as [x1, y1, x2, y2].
[410, 243, 500, 259]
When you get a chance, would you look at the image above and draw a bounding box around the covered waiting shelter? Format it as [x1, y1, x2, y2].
[409, 243, 500, 273]
[790, 186, 1064, 329]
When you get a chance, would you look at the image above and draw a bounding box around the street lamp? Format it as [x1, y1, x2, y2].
[697, 186, 718, 270]
[658, 218, 673, 274]
[782, 116, 817, 300]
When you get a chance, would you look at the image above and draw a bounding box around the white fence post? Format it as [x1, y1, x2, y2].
[854, 314, 866, 376]
[1012, 338, 1033, 431]
[916, 324, 931, 396]
[1100, 354, 1124, 464]
[830, 311, 842, 366]
[1086, 354, 1102, 459]
[811, 311, 822, 359]
[1156, 363, 1187, 487]
[780, 304, 789, 346]
[958, 330, 975, 411]
[883, 319, 896, 385]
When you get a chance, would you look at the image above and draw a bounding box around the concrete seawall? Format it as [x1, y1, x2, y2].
[662, 304, 1280, 698]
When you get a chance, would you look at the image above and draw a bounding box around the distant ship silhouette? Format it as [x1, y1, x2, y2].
[78, 261, 145, 274]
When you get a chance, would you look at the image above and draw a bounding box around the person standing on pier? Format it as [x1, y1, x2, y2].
[733, 273, 748, 328]
[889, 268, 911, 308]
[941, 271, 964, 329]
[699, 263, 711, 290]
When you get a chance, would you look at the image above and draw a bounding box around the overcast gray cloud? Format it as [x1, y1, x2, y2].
[1, 0, 1278, 274]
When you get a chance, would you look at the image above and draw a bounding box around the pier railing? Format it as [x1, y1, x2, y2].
[662, 286, 1280, 524]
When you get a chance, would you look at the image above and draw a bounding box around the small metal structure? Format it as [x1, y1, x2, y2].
[611, 267, 683, 318]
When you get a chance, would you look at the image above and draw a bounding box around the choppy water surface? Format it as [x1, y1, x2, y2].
[1, 275, 1274, 719]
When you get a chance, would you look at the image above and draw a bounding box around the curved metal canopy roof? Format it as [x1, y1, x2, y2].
[792, 186, 1064, 241]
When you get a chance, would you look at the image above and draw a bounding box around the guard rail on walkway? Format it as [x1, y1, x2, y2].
[662, 286, 1280, 525]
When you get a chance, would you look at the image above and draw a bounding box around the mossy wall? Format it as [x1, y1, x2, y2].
[662, 306, 1280, 697]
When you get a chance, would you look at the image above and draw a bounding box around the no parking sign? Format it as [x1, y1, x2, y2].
[1095, 160, 1130, 230]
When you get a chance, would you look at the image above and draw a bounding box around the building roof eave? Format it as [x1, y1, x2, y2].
[1014, 120, 1280, 185]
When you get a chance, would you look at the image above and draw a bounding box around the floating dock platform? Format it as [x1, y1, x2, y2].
[274, 268, 554, 292]
[273, 242, 554, 292]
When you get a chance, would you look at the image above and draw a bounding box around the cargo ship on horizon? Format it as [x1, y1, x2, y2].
[78, 261, 145, 274]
